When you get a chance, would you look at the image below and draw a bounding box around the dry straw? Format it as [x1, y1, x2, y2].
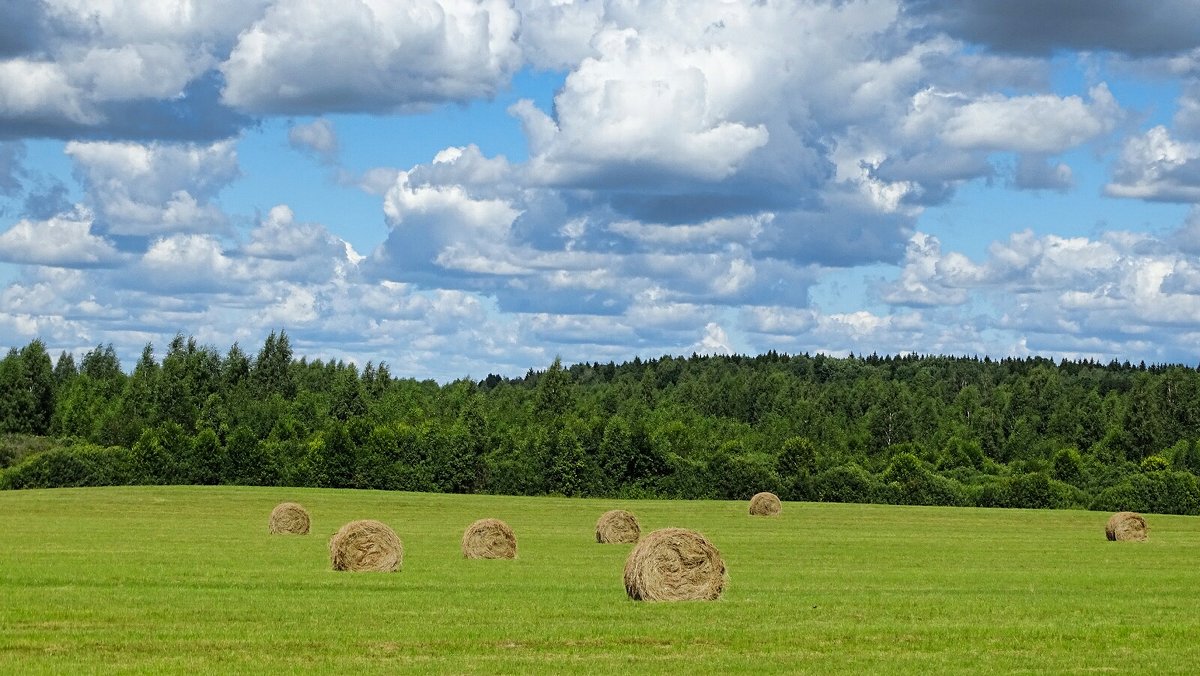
[1106, 511, 1148, 542]
[329, 519, 403, 572]
[748, 491, 782, 516]
[623, 527, 727, 602]
[595, 509, 640, 544]
[268, 501, 311, 535]
[462, 518, 517, 559]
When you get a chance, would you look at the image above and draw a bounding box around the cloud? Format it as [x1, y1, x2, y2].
[1175, 80, 1200, 139]
[879, 232, 976, 306]
[525, 312, 637, 347]
[1012, 155, 1073, 192]
[373, 153, 522, 278]
[743, 304, 935, 358]
[690, 322, 734, 356]
[65, 139, 239, 236]
[0, 59, 96, 126]
[220, 0, 521, 114]
[288, 118, 338, 163]
[608, 214, 770, 253]
[512, 0, 604, 70]
[0, 0, 45, 58]
[759, 192, 916, 267]
[906, 0, 1200, 56]
[509, 1, 868, 222]
[238, 204, 361, 283]
[134, 234, 239, 293]
[941, 84, 1120, 154]
[1105, 126, 1200, 202]
[1169, 206, 1200, 255]
[0, 1, 262, 141]
[740, 306, 819, 336]
[21, 178, 72, 219]
[511, 29, 770, 187]
[0, 140, 23, 197]
[873, 226, 1200, 361]
[0, 207, 123, 267]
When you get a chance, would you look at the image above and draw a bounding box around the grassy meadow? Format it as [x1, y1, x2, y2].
[2, 486, 1200, 673]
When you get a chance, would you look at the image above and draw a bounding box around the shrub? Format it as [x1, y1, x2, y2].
[880, 452, 970, 507]
[977, 472, 1084, 510]
[1140, 454, 1171, 472]
[1051, 447, 1083, 487]
[1091, 470, 1200, 515]
[2, 443, 137, 489]
[814, 463, 877, 504]
[940, 436, 985, 471]
[0, 434, 57, 469]
[1171, 439, 1200, 475]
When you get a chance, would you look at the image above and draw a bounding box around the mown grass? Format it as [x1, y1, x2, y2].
[1, 486, 1199, 673]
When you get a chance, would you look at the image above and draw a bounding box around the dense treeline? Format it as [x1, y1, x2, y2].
[3, 333, 1200, 514]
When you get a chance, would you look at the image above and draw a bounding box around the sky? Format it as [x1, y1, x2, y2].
[2, 0, 1200, 381]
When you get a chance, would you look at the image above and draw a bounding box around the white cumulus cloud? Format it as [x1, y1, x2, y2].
[220, 0, 521, 114]
[1106, 125, 1200, 202]
[65, 139, 238, 236]
[0, 207, 122, 267]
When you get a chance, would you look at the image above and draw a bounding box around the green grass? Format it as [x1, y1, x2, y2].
[2, 487, 1200, 673]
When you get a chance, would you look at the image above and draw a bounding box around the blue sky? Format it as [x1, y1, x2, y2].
[2, 0, 1200, 380]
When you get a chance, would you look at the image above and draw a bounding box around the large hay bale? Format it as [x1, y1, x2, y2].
[462, 518, 517, 559]
[748, 491, 782, 516]
[1106, 511, 1148, 542]
[623, 528, 726, 602]
[329, 520, 403, 572]
[268, 501, 311, 535]
[595, 509, 640, 544]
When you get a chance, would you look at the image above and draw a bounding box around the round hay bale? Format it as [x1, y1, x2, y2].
[748, 491, 782, 516]
[462, 518, 517, 559]
[623, 527, 726, 602]
[268, 501, 311, 535]
[1106, 511, 1148, 542]
[595, 509, 640, 544]
[329, 519, 403, 572]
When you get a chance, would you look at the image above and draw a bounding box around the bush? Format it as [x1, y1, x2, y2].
[940, 436, 985, 471]
[977, 472, 1085, 509]
[1091, 470, 1200, 515]
[707, 451, 780, 500]
[1140, 454, 1171, 472]
[1171, 439, 1200, 475]
[657, 453, 706, 499]
[880, 452, 970, 507]
[0, 434, 57, 469]
[2, 443, 137, 489]
[814, 464, 877, 504]
[1051, 447, 1083, 487]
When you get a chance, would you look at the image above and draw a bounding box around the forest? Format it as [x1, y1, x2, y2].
[2, 332, 1200, 514]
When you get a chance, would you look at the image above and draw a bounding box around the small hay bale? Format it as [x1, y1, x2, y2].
[595, 509, 640, 544]
[462, 518, 517, 559]
[268, 501, 311, 535]
[748, 491, 782, 516]
[1106, 511, 1148, 542]
[623, 527, 726, 602]
[329, 519, 403, 572]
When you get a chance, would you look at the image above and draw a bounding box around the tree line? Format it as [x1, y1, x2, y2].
[3, 333, 1200, 514]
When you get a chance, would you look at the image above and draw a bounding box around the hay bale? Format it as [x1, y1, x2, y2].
[623, 528, 726, 602]
[268, 501, 311, 535]
[595, 509, 640, 544]
[329, 520, 403, 572]
[1106, 511, 1148, 542]
[462, 518, 517, 559]
[748, 491, 782, 516]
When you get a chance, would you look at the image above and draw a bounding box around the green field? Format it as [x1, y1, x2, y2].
[2, 487, 1199, 673]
